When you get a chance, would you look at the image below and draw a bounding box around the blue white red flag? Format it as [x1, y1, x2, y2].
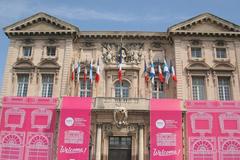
[158, 59, 164, 83]
[149, 60, 155, 84]
[118, 48, 123, 82]
[77, 62, 81, 82]
[171, 65, 177, 82]
[163, 59, 170, 84]
[89, 60, 93, 83]
[95, 59, 100, 83]
[144, 60, 149, 82]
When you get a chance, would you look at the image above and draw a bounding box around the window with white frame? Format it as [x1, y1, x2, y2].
[218, 77, 231, 100]
[46, 46, 56, 57]
[192, 76, 205, 100]
[216, 48, 227, 58]
[191, 47, 202, 58]
[17, 74, 29, 97]
[115, 81, 129, 98]
[22, 46, 32, 57]
[42, 74, 54, 97]
[152, 79, 164, 99]
[80, 79, 92, 97]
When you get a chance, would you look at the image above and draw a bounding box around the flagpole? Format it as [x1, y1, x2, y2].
[120, 38, 122, 101]
[85, 59, 87, 96]
[95, 82, 98, 97]
[119, 38, 123, 103]
[95, 59, 98, 97]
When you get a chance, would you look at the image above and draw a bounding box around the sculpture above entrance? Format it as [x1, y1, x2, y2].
[113, 106, 128, 128]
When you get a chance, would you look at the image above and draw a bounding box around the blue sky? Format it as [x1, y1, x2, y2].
[0, 0, 239, 90]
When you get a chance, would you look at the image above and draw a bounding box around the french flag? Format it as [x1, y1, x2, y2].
[118, 48, 123, 82]
[71, 63, 75, 81]
[84, 61, 87, 82]
[95, 59, 100, 83]
[158, 59, 164, 83]
[171, 65, 177, 82]
[77, 62, 81, 82]
[89, 60, 93, 83]
[144, 60, 149, 82]
[163, 59, 170, 84]
[149, 60, 155, 84]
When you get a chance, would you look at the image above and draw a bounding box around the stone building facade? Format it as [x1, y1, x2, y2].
[1, 12, 240, 160]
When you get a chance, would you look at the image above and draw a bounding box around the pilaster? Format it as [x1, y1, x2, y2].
[96, 124, 102, 160]
[60, 39, 73, 96]
[174, 39, 184, 99]
[234, 41, 240, 100]
[1, 40, 17, 97]
[138, 124, 144, 160]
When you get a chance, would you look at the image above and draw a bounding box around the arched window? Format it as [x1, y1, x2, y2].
[115, 81, 129, 98]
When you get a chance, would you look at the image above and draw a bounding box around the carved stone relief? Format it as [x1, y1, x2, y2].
[78, 41, 95, 48]
[22, 39, 34, 44]
[151, 49, 166, 62]
[102, 43, 143, 64]
[102, 43, 117, 63]
[151, 42, 162, 48]
[102, 123, 138, 136]
[124, 43, 143, 64]
[103, 123, 113, 136]
[113, 106, 128, 128]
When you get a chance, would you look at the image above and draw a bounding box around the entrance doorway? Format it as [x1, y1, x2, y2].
[108, 136, 132, 160]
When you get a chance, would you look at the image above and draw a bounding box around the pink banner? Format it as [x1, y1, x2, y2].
[0, 96, 57, 160]
[57, 97, 92, 160]
[186, 100, 240, 160]
[150, 99, 183, 160]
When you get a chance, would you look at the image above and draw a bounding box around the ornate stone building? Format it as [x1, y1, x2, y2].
[1, 12, 240, 160]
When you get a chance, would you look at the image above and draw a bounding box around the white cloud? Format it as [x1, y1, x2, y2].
[0, 0, 33, 27]
[0, 0, 136, 26]
[47, 7, 136, 22]
[0, 0, 187, 28]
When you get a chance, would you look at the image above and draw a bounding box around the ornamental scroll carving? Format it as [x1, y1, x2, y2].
[102, 43, 143, 64]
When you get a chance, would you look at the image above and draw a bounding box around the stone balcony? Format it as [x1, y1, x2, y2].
[92, 97, 150, 111]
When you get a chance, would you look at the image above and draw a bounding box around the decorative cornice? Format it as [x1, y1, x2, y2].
[6, 30, 77, 37]
[4, 12, 79, 37]
[13, 59, 35, 70]
[168, 13, 240, 32]
[3, 12, 240, 39]
[186, 62, 211, 71]
[78, 31, 169, 39]
[37, 59, 60, 70]
[169, 31, 240, 37]
[212, 62, 235, 71]
[186, 61, 235, 72]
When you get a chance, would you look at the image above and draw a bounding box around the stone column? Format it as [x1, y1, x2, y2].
[96, 124, 102, 160]
[139, 125, 144, 160]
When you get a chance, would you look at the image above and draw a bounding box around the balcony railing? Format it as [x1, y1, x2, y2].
[93, 97, 149, 110]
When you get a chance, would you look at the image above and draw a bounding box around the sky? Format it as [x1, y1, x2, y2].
[0, 0, 239, 90]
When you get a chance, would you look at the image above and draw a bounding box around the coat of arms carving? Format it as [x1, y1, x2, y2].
[113, 106, 128, 128]
[102, 43, 143, 64]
